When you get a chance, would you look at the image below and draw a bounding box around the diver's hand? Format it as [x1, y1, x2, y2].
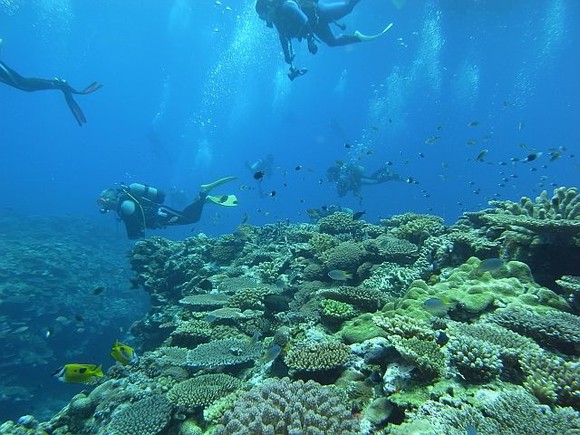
[307, 37, 318, 55]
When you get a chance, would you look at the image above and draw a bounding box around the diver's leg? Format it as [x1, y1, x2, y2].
[315, 23, 360, 46]
[0, 62, 61, 91]
[177, 197, 205, 224]
[318, 0, 362, 22]
[63, 91, 87, 126]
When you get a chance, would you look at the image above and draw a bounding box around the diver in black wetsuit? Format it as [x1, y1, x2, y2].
[97, 178, 238, 239]
[256, 0, 392, 80]
[0, 59, 102, 125]
[326, 161, 403, 198]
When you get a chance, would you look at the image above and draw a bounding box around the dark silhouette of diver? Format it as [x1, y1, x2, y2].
[327, 161, 403, 198]
[0, 59, 102, 125]
[256, 0, 392, 80]
[97, 177, 238, 239]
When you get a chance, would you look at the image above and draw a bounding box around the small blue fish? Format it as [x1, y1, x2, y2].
[478, 258, 505, 273]
[328, 270, 352, 281]
[423, 297, 452, 316]
[465, 424, 477, 435]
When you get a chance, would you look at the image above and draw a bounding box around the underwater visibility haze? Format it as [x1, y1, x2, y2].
[0, 0, 579, 433]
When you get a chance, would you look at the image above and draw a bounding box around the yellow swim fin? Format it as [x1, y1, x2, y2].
[206, 194, 239, 207]
[200, 176, 237, 193]
[355, 23, 394, 42]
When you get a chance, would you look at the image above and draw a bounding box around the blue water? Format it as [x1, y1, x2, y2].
[0, 0, 578, 422]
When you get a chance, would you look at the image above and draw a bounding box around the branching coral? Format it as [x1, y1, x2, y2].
[212, 378, 360, 434]
[284, 341, 351, 373]
[108, 395, 173, 435]
[166, 374, 242, 411]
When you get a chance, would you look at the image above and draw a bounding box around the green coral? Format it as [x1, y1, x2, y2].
[387, 257, 569, 322]
[340, 313, 389, 344]
[166, 374, 242, 410]
[285, 341, 351, 373]
[320, 299, 356, 321]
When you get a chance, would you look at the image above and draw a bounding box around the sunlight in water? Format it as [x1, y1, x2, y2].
[453, 60, 480, 107]
[168, 0, 192, 35]
[199, 2, 269, 128]
[194, 137, 213, 169]
[0, 0, 20, 16]
[272, 65, 291, 112]
[512, 0, 567, 108]
[411, 3, 444, 94]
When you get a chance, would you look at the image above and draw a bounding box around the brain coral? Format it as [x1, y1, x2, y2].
[284, 341, 351, 372]
[186, 337, 263, 368]
[325, 241, 364, 272]
[166, 373, 242, 410]
[108, 395, 173, 435]
[212, 377, 360, 434]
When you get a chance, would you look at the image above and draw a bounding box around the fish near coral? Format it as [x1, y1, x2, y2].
[52, 363, 104, 384]
[423, 297, 453, 317]
[110, 340, 138, 365]
[328, 269, 352, 281]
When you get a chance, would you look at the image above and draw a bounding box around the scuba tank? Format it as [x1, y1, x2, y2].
[127, 183, 165, 204]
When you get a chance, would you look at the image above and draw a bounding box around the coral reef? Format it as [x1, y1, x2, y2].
[4, 187, 580, 434]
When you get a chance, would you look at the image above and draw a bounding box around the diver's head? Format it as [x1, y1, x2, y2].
[97, 188, 119, 213]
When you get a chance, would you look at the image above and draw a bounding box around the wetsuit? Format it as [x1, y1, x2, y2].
[272, 0, 362, 63]
[114, 185, 207, 239]
[0, 59, 101, 125]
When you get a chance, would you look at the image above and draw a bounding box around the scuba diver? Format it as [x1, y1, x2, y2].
[0, 58, 102, 126]
[255, 0, 393, 80]
[326, 161, 403, 198]
[97, 177, 238, 239]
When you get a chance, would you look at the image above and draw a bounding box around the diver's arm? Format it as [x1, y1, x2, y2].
[279, 33, 294, 64]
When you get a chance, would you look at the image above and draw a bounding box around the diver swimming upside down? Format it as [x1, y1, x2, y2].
[255, 0, 393, 80]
